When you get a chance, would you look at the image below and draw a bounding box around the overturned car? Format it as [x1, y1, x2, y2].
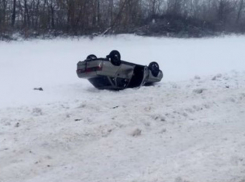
[76, 50, 163, 90]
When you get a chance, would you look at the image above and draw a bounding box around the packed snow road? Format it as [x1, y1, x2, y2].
[0, 35, 245, 182]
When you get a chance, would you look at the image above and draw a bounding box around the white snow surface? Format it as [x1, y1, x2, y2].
[0, 35, 245, 182]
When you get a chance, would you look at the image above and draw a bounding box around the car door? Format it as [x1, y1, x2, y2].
[115, 64, 134, 88]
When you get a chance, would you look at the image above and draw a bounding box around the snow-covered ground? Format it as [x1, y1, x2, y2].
[0, 35, 245, 182]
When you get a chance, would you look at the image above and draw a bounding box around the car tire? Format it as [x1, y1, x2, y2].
[86, 54, 97, 61]
[149, 62, 160, 77]
[109, 50, 121, 66]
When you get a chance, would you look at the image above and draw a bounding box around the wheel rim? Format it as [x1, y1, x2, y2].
[87, 54, 97, 60]
[149, 62, 159, 77]
[109, 50, 121, 66]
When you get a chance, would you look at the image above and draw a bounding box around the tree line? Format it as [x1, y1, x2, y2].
[0, 0, 245, 39]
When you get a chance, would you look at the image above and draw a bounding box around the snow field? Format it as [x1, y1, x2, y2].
[0, 35, 245, 182]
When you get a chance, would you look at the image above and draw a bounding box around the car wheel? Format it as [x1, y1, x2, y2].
[109, 50, 121, 66]
[149, 62, 160, 77]
[86, 54, 97, 61]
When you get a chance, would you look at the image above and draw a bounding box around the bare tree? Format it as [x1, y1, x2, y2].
[166, 0, 183, 16]
[11, 0, 16, 27]
[216, 0, 234, 24]
[236, 0, 244, 24]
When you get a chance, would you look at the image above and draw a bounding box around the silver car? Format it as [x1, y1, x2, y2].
[76, 50, 163, 90]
